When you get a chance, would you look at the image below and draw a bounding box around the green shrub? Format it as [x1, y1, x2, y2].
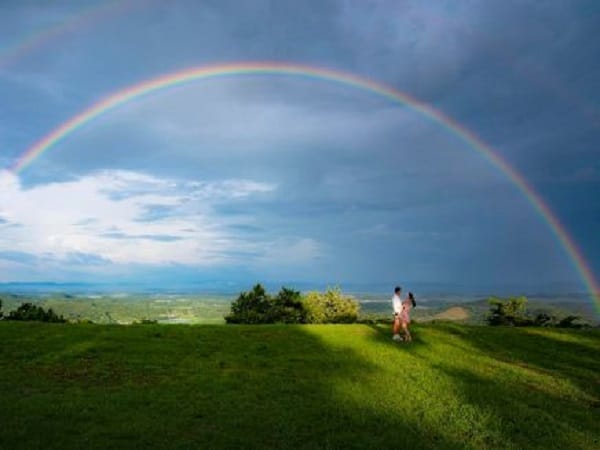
[303, 287, 360, 324]
[487, 296, 530, 326]
[532, 312, 556, 327]
[6, 302, 66, 323]
[135, 319, 158, 325]
[225, 284, 274, 324]
[557, 315, 588, 328]
[269, 287, 306, 324]
[225, 285, 359, 324]
[486, 297, 588, 328]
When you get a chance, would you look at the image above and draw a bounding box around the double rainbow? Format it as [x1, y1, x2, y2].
[9, 62, 599, 307]
[0, 1, 133, 70]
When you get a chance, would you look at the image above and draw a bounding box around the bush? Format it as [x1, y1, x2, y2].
[0, 299, 3, 319]
[532, 312, 556, 327]
[557, 315, 588, 328]
[225, 284, 359, 324]
[486, 297, 588, 328]
[303, 287, 360, 324]
[225, 284, 275, 324]
[6, 302, 66, 323]
[269, 287, 306, 324]
[134, 319, 158, 325]
[487, 296, 530, 326]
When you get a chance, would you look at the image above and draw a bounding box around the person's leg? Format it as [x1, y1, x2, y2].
[402, 322, 411, 342]
[393, 316, 401, 339]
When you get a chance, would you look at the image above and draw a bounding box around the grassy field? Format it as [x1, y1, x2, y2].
[0, 322, 598, 449]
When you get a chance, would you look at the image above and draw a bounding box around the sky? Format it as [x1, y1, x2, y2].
[0, 0, 598, 292]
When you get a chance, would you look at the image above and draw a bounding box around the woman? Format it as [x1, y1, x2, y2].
[400, 292, 416, 342]
[392, 286, 403, 341]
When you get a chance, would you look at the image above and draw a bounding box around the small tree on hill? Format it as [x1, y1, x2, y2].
[6, 303, 66, 323]
[487, 296, 530, 326]
[532, 312, 555, 327]
[225, 284, 273, 324]
[303, 287, 360, 324]
[557, 315, 587, 328]
[269, 287, 306, 324]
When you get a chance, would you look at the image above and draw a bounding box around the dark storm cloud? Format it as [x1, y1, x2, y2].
[1, 0, 598, 287]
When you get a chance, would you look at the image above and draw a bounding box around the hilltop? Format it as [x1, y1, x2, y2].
[0, 322, 598, 449]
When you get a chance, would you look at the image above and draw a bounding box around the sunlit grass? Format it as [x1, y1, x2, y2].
[0, 322, 598, 449]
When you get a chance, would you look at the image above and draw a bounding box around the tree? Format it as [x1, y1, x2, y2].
[269, 287, 306, 323]
[532, 312, 555, 327]
[225, 284, 360, 324]
[557, 315, 587, 328]
[6, 302, 66, 323]
[487, 296, 530, 326]
[303, 287, 360, 324]
[225, 284, 273, 324]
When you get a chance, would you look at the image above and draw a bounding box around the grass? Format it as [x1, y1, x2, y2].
[0, 322, 598, 449]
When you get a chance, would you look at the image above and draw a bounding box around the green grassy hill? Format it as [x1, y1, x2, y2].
[0, 322, 598, 449]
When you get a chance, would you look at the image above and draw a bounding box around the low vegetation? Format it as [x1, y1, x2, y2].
[3, 302, 65, 323]
[225, 284, 360, 324]
[487, 296, 589, 328]
[303, 287, 360, 323]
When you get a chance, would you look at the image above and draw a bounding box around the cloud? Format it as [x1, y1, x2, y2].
[101, 232, 184, 242]
[0, 250, 38, 264]
[0, 169, 277, 269]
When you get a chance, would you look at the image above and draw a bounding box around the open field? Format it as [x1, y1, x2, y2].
[0, 322, 598, 449]
[0, 294, 231, 324]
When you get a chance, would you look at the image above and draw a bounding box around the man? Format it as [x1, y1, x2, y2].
[392, 286, 403, 341]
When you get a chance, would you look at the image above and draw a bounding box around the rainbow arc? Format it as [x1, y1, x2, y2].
[8, 62, 599, 308]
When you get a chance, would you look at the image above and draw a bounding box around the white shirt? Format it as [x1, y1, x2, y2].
[392, 294, 403, 315]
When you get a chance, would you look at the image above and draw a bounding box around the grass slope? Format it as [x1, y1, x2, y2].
[0, 322, 598, 449]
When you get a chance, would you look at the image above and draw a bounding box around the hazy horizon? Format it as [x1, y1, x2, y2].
[0, 279, 592, 297]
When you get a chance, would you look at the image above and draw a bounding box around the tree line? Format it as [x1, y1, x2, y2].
[225, 284, 360, 324]
[0, 299, 66, 323]
[487, 296, 588, 328]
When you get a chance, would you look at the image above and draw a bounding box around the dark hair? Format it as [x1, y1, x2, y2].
[394, 286, 402, 294]
[409, 292, 416, 308]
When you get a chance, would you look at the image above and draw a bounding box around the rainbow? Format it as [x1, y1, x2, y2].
[0, 0, 135, 70]
[8, 61, 600, 307]
[1, 2, 596, 128]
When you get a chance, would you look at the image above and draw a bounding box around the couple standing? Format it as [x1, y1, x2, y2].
[392, 286, 415, 342]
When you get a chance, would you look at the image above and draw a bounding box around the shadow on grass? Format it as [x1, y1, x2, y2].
[0, 322, 466, 450]
[435, 323, 600, 398]
[368, 322, 600, 449]
[451, 325, 600, 448]
[1, 322, 598, 449]
[434, 363, 599, 450]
